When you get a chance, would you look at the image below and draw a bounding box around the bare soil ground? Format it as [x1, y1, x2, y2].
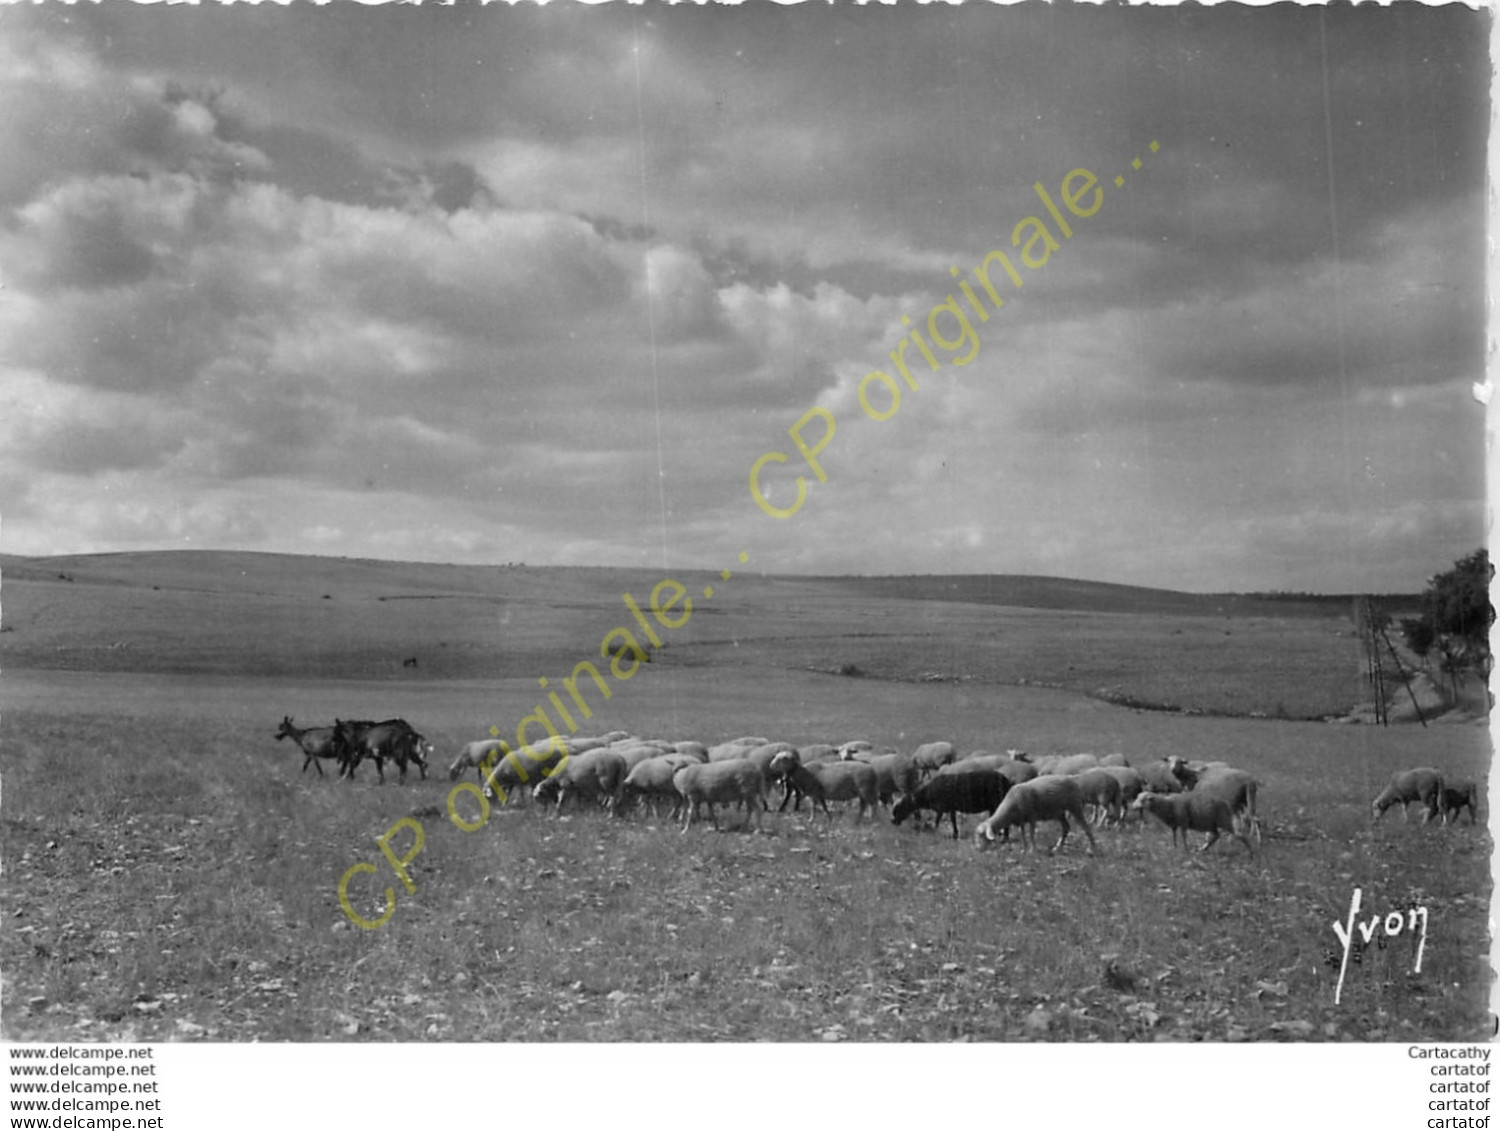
[1, 552, 1490, 1042]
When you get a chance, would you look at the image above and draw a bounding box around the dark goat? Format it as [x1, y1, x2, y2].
[335, 718, 429, 784]
[275, 717, 348, 777]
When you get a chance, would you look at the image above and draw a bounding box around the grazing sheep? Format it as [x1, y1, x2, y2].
[1189, 766, 1260, 841]
[1100, 766, 1146, 824]
[948, 753, 1011, 774]
[856, 752, 921, 809]
[708, 739, 766, 762]
[910, 742, 957, 777]
[449, 739, 509, 782]
[1441, 782, 1480, 826]
[610, 743, 675, 774]
[671, 741, 709, 761]
[1371, 767, 1445, 824]
[1099, 752, 1132, 768]
[974, 776, 1097, 855]
[836, 740, 877, 760]
[673, 761, 768, 833]
[618, 754, 701, 819]
[1132, 790, 1254, 854]
[532, 749, 627, 815]
[995, 758, 1039, 786]
[892, 766, 1009, 840]
[771, 751, 880, 824]
[1073, 767, 1124, 826]
[798, 744, 839, 763]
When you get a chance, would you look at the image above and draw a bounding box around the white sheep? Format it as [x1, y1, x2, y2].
[1189, 766, 1260, 842]
[673, 761, 768, 833]
[1371, 767, 1445, 823]
[973, 776, 1097, 855]
[1099, 766, 1146, 825]
[1072, 767, 1124, 826]
[1132, 790, 1255, 854]
[618, 753, 701, 819]
[707, 738, 767, 762]
[770, 751, 879, 824]
[910, 741, 957, 777]
[1034, 752, 1101, 777]
[531, 748, 627, 815]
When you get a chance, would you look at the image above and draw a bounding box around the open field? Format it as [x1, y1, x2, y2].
[1, 552, 1490, 1042]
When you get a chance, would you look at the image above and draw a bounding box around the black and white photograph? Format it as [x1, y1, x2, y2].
[0, 0, 1492, 1119]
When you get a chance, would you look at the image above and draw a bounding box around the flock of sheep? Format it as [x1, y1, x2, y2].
[442, 732, 1294, 853]
[285, 718, 1479, 852]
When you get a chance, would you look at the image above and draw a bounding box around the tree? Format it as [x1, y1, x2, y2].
[1401, 548, 1494, 690]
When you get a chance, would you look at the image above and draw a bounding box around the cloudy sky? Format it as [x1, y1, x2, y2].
[0, 2, 1487, 593]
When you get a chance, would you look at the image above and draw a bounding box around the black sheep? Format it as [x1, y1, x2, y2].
[891, 765, 1009, 840]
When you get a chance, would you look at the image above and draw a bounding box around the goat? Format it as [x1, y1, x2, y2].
[275, 717, 348, 777]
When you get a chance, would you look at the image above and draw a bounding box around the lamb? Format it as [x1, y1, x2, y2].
[892, 764, 1009, 840]
[673, 761, 768, 833]
[910, 741, 957, 777]
[531, 749, 627, 815]
[1073, 767, 1125, 826]
[1371, 767, 1445, 823]
[1132, 790, 1255, 854]
[1441, 781, 1480, 826]
[973, 776, 1097, 855]
[770, 751, 880, 824]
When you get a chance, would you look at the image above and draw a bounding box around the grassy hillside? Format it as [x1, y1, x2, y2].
[1, 551, 1371, 718]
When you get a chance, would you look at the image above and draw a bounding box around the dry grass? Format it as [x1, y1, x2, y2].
[0, 554, 1490, 1042]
